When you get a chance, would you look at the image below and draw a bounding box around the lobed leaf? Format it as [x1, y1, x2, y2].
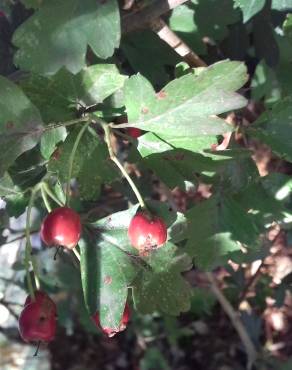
[186, 195, 259, 269]
[13, 0, 120, 75]
[123, 61, 248, 137]
[0, 76, 43, 177]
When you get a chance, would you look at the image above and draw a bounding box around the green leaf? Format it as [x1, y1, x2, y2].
[234, 182, 287, 228]
[40, 127, 67, 159]
[0, 172, 23, 197]
[219, 155, 260, 193]
[80, 205, 191, 323]
[123, 61, 248, 137]
[13, 0, 121, 75]
[251, 61, 281, 104]
[21, 0, 41, 9]
[169, 3, 206, 55]
[121, 30, 178, 86]
[21, 65, 126, 123]
[186, 195, 259, 269]
[49, 126, 119, 200]
[233, 0, 265, 22]
[272, 0, 292, 10]
[284, 14, 292, 42]
[262, 173, 292, 203]
[0, 76, 43, 177]
[141, 149, 230, 189]
[169, 0, 239, 55]
[0, 172, 29, 217]
[133, 243, 192, 315]
[75, 64, 127, 107]
[137, 132, 217, 156]
[248, 97, 292, 162]
[80, 206, 139, 329]
[253, 15, 279, 68]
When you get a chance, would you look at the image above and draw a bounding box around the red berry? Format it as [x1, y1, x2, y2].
[92, 303, 130, 337]
[127, 127, 143, 138]
[19, 294, 57, 343]
[40, 207, 81, 249]
[128, 212, 167, 254]
[24, 291, 57, 315]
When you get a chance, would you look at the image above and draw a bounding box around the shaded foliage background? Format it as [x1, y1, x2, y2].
[1, 0, 292, 369]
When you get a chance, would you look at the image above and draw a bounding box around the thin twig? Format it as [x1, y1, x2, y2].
[206, 272, 257, 370]
[65, 121, 91, 206]
[239, 261, 264, 302]
[102, 123, 146, 210]
[25, 184, 43, 300]
[122, 0, 189, 34]
[72, 247, 81, 262]
[239, 228, 282, 302]
[1, 229, 39, 246]
[0, 299, 19, 320]
[150, 18, 207, 68]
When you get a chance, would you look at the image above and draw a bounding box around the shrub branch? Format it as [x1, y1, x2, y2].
[206, 272, 257, 370]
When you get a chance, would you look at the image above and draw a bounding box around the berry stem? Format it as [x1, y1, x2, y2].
[65, 121, 91, 207]
[25, 184, 42, 301]
[41, 185, 52, 212]
[72, 247, 81, 261]
[42, 182, 63, 207]
[43, 117, 89, 133]
[101, 123, 146, 210]
[31, 256, 41, 290]
[33, 341, 41, 357]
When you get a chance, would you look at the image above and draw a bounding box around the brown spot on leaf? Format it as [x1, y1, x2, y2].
[163, 153, 185, 161]
[5, 121, 14, 129]
[156, 90, 167, 99]
[141, 107, 149, 114]
[104, 276, 112, 285]
[51, 148, 61, 161]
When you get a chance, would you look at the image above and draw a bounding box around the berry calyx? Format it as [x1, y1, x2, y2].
[128, 211, 167, 254]
[127, 127, 143, 138]
[40, 207, 81, 249]
[19, 293, 57, 343]
[91, 303, 131, 337]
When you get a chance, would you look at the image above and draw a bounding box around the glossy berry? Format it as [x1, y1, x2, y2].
[24, 291, 57, 315]
[128, 212, 167, 254]
[19, 294, 57, 343]
[127, 127, 143, 138]
[41, 207, 81, 249]
[92, 303, 130, 337]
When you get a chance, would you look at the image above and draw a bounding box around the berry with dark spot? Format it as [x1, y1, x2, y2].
[19, 293, 57, 343]
[128, 211, 167, 254]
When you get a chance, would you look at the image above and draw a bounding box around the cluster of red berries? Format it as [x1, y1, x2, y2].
[18, 290, 131, 346]
[40, 207, 167, 256]
[19, 200, 167, 345]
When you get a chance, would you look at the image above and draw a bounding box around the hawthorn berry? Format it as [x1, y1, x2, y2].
[40, 207, 81, 249]
[127, 127, 143, 138]
[24, 291, 57, 315]
[128, 211, 167, 254]
[92, 303, 131, 337]
[19, 293, 57, 343]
